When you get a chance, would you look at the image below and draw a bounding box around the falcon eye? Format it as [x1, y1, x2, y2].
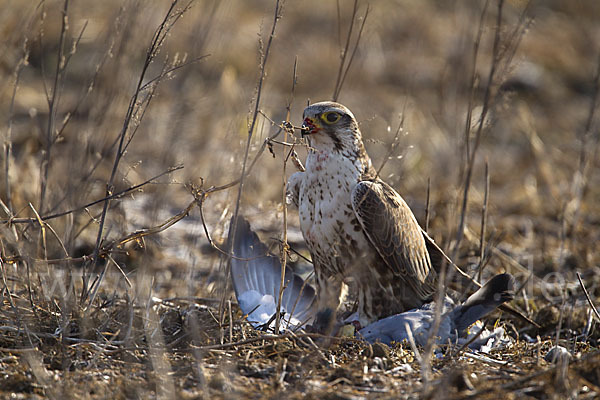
[321, 112, 341, 124]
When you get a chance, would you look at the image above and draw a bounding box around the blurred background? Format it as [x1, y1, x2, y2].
[1, 0, 600, 299]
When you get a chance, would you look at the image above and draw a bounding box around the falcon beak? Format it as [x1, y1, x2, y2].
[301, 117, 320, 137]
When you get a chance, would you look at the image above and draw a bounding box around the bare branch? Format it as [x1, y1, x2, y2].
[478, 161, 490, 282]
[225, 0, 284, 325]
[332, 0, 369, 102]
[85, 0, 197, 302]
[39, 0, 70, 214]
[3, 166, 183, 225]
[577, 272, 600, 323]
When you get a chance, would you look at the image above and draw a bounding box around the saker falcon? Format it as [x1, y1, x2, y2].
[287, 101, 439, 331]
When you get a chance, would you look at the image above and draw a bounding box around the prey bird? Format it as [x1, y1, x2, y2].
[287, 101, 444, 331]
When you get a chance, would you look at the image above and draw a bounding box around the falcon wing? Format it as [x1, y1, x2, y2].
[351, 180, 436, 301]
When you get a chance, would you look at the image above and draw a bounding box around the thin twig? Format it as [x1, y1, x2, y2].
[275, 56, 297, 333]
[53, 7, 125, 145]
[332, 1, 369, 101]
[85, 0, 196, 303]
[4, 166, 183, 225]
[193, 191, 265, 262]
[420, 255, 448, 388]
[403, 322, 422, 364]
[376, 113, 405, 178]
[332, 0, 358, 101]
[568, 53, 600, 240]
[4, 38, 30, 217]
[28, 204, 48, 264]
[198, 116, 304, 196]
[273, 238, 312, 264]
[139, 55, 210, 92]
[425, 177, 431, 232]
[478, 161, 489, 282]
[577, 272, 600, 322]
[447, 323, 486, 360]
[453, 0, 530, 260]
[225, 0, 283, 326]
[335, 5, 369, 101]
[422, 230, 540, 328]
[190, 331, 351, 351]
[106, 254, 132, 288]
[453, 0, 501, 259]
[461, 1, 489, 171]
[39, 0, 69, 215]
[228, 300, 233, 343]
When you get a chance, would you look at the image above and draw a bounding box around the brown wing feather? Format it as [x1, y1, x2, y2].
[351, 180, 437, 301]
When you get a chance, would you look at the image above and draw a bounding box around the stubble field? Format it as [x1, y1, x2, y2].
[1, 0, 600, 398]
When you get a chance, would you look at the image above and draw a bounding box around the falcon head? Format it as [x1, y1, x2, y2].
[301, 101, 362, 153]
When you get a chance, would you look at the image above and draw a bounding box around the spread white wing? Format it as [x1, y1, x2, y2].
[229, 216, 316, 331]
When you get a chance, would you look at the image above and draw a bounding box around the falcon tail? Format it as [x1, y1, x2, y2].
[449, 273, 515, 333]
[228, 216, 316, 330]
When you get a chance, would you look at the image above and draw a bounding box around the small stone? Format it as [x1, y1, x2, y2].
[371, 342, 390, 358]
[544, 346, 571, 363]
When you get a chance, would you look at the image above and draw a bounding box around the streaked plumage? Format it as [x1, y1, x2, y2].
[288, 101, 437, 328]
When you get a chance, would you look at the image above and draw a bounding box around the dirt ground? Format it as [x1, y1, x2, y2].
[1, 0, 600, 398]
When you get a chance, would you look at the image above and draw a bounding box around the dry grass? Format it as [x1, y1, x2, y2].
[1, 0, 600, 398]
